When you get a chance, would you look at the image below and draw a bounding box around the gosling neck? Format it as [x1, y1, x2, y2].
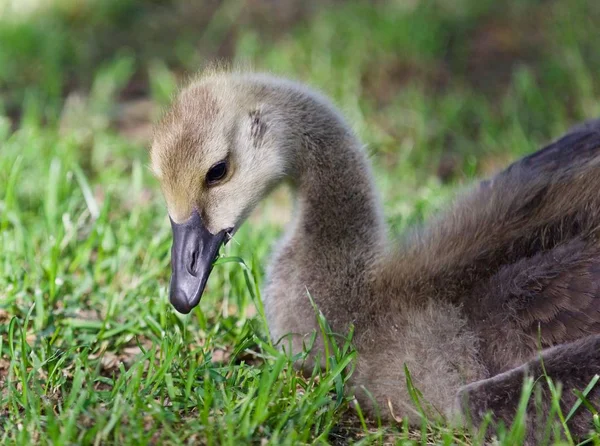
[253, 78, 387, 339]
[295, 136, 385, 254]
[275, 89, 386, 262]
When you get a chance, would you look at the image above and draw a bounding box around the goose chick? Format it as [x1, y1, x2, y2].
[151, 70, 600, 443]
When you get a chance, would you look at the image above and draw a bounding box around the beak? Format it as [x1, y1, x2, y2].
[168, 209, 229, 314]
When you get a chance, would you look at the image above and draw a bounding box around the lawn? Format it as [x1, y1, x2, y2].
[1, 0, 600, 444]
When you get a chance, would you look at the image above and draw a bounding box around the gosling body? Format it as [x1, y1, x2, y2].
[151, 71, 600, 443]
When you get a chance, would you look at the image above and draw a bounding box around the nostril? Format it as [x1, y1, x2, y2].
[188, 250, 198, 276]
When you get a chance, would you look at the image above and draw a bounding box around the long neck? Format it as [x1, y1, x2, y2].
[252, 78, 389, 346]
[267, 83, 386, 322]
[294, 134, 385, 257]
[278, 88, 385, 264]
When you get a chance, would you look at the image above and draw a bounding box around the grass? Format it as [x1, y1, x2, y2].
[1, 0, 600, 444]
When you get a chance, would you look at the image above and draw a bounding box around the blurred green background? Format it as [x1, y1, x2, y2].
[3, 0, 600, 218]
[1, 0, 599, 444]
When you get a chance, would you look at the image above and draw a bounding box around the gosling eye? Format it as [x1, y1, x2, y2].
[206, 160, 228, 186]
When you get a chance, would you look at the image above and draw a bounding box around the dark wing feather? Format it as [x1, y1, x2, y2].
[502, 118, 600, 176]
[453, 119, 600, 374]
[474, 239, 600, 347]
[530, 259, 600, 344]
[469, 238, 600, 374]
[495, 119, 600, 344]
[477, 118, 600, 193]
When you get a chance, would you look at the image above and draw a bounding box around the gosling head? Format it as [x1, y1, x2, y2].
[151, 73, 293, 313]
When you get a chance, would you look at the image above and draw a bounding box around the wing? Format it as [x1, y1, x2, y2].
[394, 119, 600, 309]
[517, 253, 600, 344]
[470, 238, 600, 367]
[482, 119, 600, 342]
[478, 118, 600, 193]
[494, 118, 600, 180]
[466, 118, 600, 267]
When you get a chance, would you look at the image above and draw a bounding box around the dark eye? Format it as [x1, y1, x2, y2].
[206, 160, 228, 186]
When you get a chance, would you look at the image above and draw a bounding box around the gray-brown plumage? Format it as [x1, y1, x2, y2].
[150, 69, 600, 444]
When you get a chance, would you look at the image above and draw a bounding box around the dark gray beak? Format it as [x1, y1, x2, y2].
[168, 210, 228, 314]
